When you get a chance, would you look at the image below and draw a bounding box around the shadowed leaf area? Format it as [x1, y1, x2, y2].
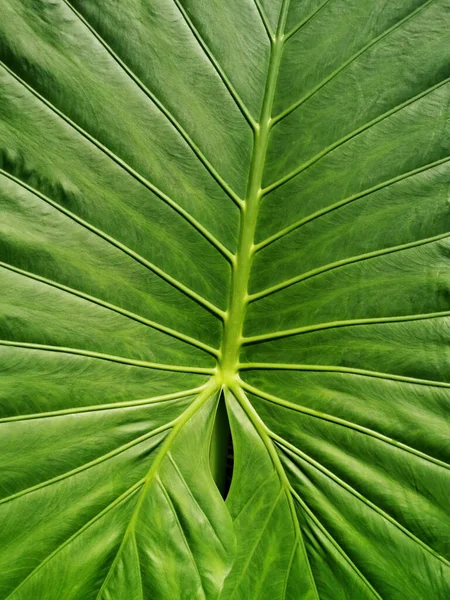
[0, 0, 449, 598]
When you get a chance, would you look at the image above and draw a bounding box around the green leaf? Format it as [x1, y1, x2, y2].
[1, 0, 449, 598]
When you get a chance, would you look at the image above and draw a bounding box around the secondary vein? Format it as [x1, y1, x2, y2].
[241, 382, 450, 470]
[0, 341, 215, 374]
[273, 0, 437, 125]
[276, 436, 450, 566]
[62, 0, 244, 210]
[254, 155, 450, 251]
[242, 311, 450, 344]
[238, 363, 450, 389]
[248, 231, 450, 302]
[231, 383, 320, 599]
[288, 486, 384, 600]
[0, 386, 204, 424]
[264, 74, 450, 195]
[283, 0, 334, 42]
[95, 380, 219, 599]
[171, 0, 257, 130]
[252, 0, 275, 41]
[4, 481, 145, 600]
[0, 424, 170, 506]
[0, 63, 234, 267]
[1, 169, 225, 319]
[0, 261, 218, 357]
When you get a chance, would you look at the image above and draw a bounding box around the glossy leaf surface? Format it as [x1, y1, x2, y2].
[1, 0, 449, 598]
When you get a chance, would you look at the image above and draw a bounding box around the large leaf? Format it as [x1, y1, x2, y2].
[1, 0, 449, 598]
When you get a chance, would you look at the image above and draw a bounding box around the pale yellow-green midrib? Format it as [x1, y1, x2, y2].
[217, 3, 290, 386]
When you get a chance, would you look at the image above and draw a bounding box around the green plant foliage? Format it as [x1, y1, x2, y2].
[1, 0, 450, 598]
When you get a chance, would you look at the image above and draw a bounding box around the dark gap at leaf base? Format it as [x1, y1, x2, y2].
[209, 389, 233, 499]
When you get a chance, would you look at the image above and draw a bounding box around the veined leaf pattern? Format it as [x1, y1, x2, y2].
[0, 0, 449, 598]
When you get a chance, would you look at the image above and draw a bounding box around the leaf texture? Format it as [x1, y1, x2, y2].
[0, 0, 449, 598]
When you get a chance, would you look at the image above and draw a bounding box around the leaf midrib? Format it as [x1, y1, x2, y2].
[218, 0, 289, 380]
[218, 3, 321, 597]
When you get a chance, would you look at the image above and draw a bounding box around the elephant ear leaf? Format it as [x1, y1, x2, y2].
[0, 0, 449, 599]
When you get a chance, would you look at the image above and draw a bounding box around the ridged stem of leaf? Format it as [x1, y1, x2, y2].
[218, 2, 289, 385]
